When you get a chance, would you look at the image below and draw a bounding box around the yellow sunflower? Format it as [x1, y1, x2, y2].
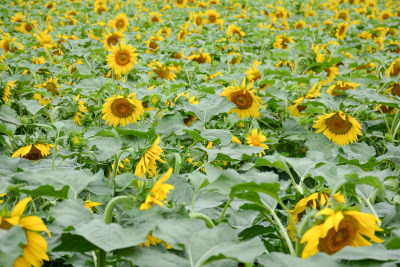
[175, 92, 198, 104]
[145, 35, 164, 53]
[140, 168, 174, 210]
[313, 111, 362, 146]
[177, 26, 189, 41]
[140, 234, 172, 249]
[148, 60, 177, 81]
[301, 208, 384, 258]
[227, 52, 242, 65]
[33, 77, 60, 105]
[245, 129, 269, 154]
[320, 66, 339, 85]
[245, 61, 262, 82]
[149, 12, 163, 23]
[336, 22, 349, 40]
[220, 78, 263, 119]
[0, 198, 51, 266]
[276, 60, 295, 71]
[11, 12, 25, 23]
[385, 83, 400, 97]
[287, 83, 321, 117]
[226, 23, 246, 40]
[84, 195, 101, 213]
[0, 33, 24, 53]
[109, 13, 129, 32]
[192, 12, 204, 27]
[379, 10, 392, 21]
[2, 80, 16, 102]
[102, 93, 144, 127]
[107, 42, 138, 75]
[73, 95, 88, 125]
[335, 9, 350, 20]
[102, 30, 125, 50]
[205, 9, 220, 23]
[187, 49, 212, 64]
[95, 4, 108, 14]
[387, 58, 400, 77]
[15, 20, 37, 34]
[327, 81, 360, 96]
[287, 191, 345, 239]
[12, 143, 54, 160]
[175, 0, 187, 8]
[135, 136, 166, 178]
[294, 20, 306, 29]
[273, 33, 294, 49]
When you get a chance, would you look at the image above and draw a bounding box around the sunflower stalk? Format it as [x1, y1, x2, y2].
[190, 212, 215, 228]
[218, 196, 234, 224]
[356, 188, 381, 226]
[390, 109, 400, 138]
[111, 151, 124, 194]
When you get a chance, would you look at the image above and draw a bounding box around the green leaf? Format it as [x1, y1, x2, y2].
[75, 219, 146, 252]
[185, 94, 236, 122]
[0, 225, 26, 267]
[184, 129, 206, 143]
[121, 247, 189, 267]
[49, 199, 93, 231]
[257, 252, 342, 267]
[208, 143, 264, 162]
[255, 153, 291, 174]
[200, 129, 232, 146]
[231, 182, 280, 199]
[332, 245, 400, 261]
[11, 169, 104, 199]
[20, 98, 44, 115]
[74, 77, 107, 93]
[155, 112, 188, 136]
[52, 233, 99, 252]
[87, 136, 122, 161]
[0, 105, 21, 126]
[115, 173, 136, 192]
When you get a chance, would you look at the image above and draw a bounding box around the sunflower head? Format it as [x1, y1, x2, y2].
[102, 93, 144, 127]
[336, 22, 349, 40]
[102, 31, 125, 50]
[12, 143, 54, 160]
[387, 58, 400, 77]
[107, 42, 138, 75]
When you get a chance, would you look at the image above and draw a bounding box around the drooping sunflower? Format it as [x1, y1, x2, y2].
[385, 83, 400, 97]
[12, 143, 54, 160]
[33, 77, 60, 105]
[73, 95, 88, 125]
[226, 52, 242, 65]
[2, 80, 16, 102]
[135, 136, 166, 178]
[102, 30, 125, 50]
[187, 49, 212, 64]
[387, 58, 400, 77]
[107, 42, 138, 75]
[140, 234, 172, 249]
[226, 23, 246, 40]
[336, 22, 349, 40]
[220, 78, 263, 119]
[287, 83, 321, 117]
[327, 81, 360, 96]
[140, 168, 174, 210]
[287, 191, 345, 239]
[245, 129, 269, 154]
[245, 61, 262, 82]
[276, 60, 295, 71]
[102, 93, 144, 127]
[145, 34, 164, 53]
[301, 208, 384, 258]
[184, 114, 197, 127]
[313, 111, 362, 146]
[175, 0, 187, 8]
[148, 60, 177, 81]
[0, 198, 51, 266]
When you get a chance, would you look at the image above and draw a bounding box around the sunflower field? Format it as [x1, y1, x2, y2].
[1, 0, 400, 266]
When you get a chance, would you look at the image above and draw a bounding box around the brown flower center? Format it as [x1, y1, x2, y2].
[338, 11, 348, 20]
[318, 216, 357, 255]
[24, 145, 43, 161]
[390, 83, 400, 96]
[338, 25, 346, 36]
[231, 90, 253, 109]
[97, 6, 106, 14]
[154, 67, 170, 79]
[116, 20, 124, 29]
[391, 63, 400, 77]
[107, 35, 119, 46]
[196, 18, 203, 26]
[115, 51, 130, 66]
[325, 113, 353, 135]
[45, 82, 58, 96]
[148, 41, 158, 50]
[177, 0, 184, 4]
[25, 23, 33, 32]
[151, 16, 160, 23]
[209, 14, 217, 23]
[111, 98, 134, 118]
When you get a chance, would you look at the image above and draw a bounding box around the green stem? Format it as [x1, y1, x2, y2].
[180, 142, 196, 171]
[218, 197, 234, 224]
[295, 215, 310, 257]
[111, 152, 124, 194]
[183, 66, 192, 86]
[351, 104, 367, 116]
[255, 117, 275, 131]
[356, 189, 380, 226]
[261, 199, 296, 256]
[190, 212, 215, 228]
[377, 106, 392, 135]
[0, 58, 14, 75]
[190, 191, 199, 212]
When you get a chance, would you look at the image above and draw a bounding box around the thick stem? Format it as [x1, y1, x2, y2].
[190, 212, 215, 228]
[218, 197, 234, 224]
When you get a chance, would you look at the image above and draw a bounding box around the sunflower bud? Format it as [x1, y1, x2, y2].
[384, 178, 399, 192]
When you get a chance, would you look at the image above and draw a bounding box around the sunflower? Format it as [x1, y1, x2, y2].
[287, 83, 321, 117]
[107, 42, 138, 75]
[109, 13, 129, 31]
[336, 22, 349, 40]
[145, 35, 164, 53]
[184, 114, 197, 126]
[102, 93, 144, 127]
[387, 58, 400, 77]
[177, 26, 189, 41]
[102, 31, 125, 50]
[95, 4, 108, 14]
[379, 10, 392, 21]
[33, 77, 60, 105]
[301, 208, 384, 258]
[0, 33, 24, 53]
[320, 66, 339, 85]
[294, 20, 306, 29]
[84, 195, 101, 213]
[149, 12, 163, 23]
[273, 33, 294, 49]
[313, 111, 362, 146]
[276, 60, 295, 71]
[226, 23, 246, 40]
[175, 92, 198, 104]
[327, 81, 360, 96]
[245, 61, 262, 82]
[287, 191, 345, 239]
[157, 27, 172, 38]
[205, 9, 220, 23]
[148, 60, 177, 81]
[73, 95, 88, 125]
[175, 0, 186, 8]
[140, 234, 172, 249]
[11, 12, 24, 23]
[12, 143, 54, 160]
[15, 20, 37, 34]
[335, 9, 349, 20]
[0, 198, 51, 266]
[135, 136, 166, 178]
[274, 6, 289, 19]
[245, 129, 269, 153]
[385, 83, 400, 97]
[2, 80, 16, 102]
[192, 12, 204, 27]
[227, 52, 242, 65]
[187, 49, 212, 64]
[140, 168, 174, 210]
[220, 78, 263, 119]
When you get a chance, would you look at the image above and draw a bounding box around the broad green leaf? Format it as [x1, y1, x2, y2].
[208, 143, 264, 162]
[87, 136, 122, 161]
[20, 98, 44, 115]
[0, 225, 26, 267]
[115, 173, 136, 192]
[75, 218, 143, 252]
[74, 77, 107, 92]
[0, 123, 14, 137]
[255, 153, 291, 174]
[52, 233, 98, 252]
[231, 182, 280, 200]
[155, 112, 188, 136]
[185, 94, 236, 122]
[121, 247, 189, 267]
[184, 129, 206, 144]
[257, 252, 343, 267]
[200, 129, 232, 146]
[0, 105, 21, 126]
[332, 245, 400, 261]
[49, 199, 93, 231]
